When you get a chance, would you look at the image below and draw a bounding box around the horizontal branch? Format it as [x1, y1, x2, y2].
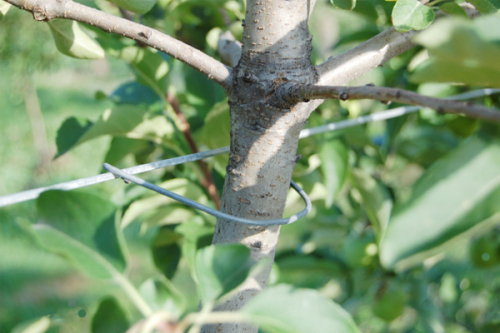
[280, 84, 500, 122]
[5, 0, 233, 89]
[316, 3, 479, 86]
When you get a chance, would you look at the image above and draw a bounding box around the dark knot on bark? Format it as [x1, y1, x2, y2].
[33, 6, 48, 21]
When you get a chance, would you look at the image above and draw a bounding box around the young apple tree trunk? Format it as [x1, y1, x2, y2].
[203, 1, 319, 332]
[5, 1, 489, 332]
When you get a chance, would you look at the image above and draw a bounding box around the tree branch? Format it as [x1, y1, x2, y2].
[316, 3, 479, 86]
[4, 0, 233, 89]
[278, 84, 500, 122]
[217, 31, 242, 68]
[166, 93, 221, 209]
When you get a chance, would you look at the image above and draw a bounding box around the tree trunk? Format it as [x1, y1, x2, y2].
[203, 1, 318, 332]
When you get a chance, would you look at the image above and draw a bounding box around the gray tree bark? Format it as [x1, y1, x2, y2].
[202, 1, 319, 332]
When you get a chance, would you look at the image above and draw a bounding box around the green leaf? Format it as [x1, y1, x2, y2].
[277, 255, 344, 289]
[114, 46, 169, 97]
[319, 140, 348, 208]
[349, 169, 392, 242]
[466, 0, 498, 14]
[439, 2, 469, 18]
[152, 228, 182, 279]
[176, 219, 214, 279]
[11, 317, 51, 333]
[121, 179, 208, 229]
[48, 20, 105, 59]
[330, 0, 357, 10]
[194, 244, 254, 303]
[380, 137, 500, 270]
[143, 205, 197, 229]
[490, 0, 500, 8]
[110, 81, 164, 106]
[139, 277, 186, 317]
[104, 137, 151, 166]
[411, 16, 500, 87]
[242, 285, 361, 333]
[107, 0, 157, 14]
[55, 117, 93, 158]
[56, 105, 174, 157]
[392, 0, 435, 32]
[198, 100, 230, 174]
[91, 297, 129, 333]
[20, 190, 126, 279]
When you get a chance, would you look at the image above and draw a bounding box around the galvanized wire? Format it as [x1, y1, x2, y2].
[0, 88, 498, 209]
[104, 163, 311, 226]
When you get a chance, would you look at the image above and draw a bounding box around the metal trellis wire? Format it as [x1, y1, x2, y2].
[103, 163, 311, 226]
[0, 88, 498, 216]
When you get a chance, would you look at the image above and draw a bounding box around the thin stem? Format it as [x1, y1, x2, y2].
[114, 272, 153, 317]
[166, 93, 221, 209]
[289, 84, 500, 122]
[5, 0, 232, 89]
[427, 0, 446, 7]
[186, 302, 214, 333]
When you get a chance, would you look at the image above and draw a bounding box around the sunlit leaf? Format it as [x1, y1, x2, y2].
[48, 20, 104, 59]
[411, 16, 500, 87]
[91, 297, 129, 333]
[144, 205, 197, 228]
[0, 1, 12, 20]
[55, 105, 174, 157]
[121, 179, 208, 229]
[380, 137, 500, 270]
[194, 244, 254, 303]
[330, 0, 356, 10]
[392, 0, 435, 32]
[242, 285, 361, 333]
[11, 317, 51, 333]
[104, 137, 151, 166]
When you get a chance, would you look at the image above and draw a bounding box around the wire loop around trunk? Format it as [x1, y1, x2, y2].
[103, 163, 312, 226]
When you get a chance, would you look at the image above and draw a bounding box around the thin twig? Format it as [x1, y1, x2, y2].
[166, 93, 221, 209]
[5, 0, 232, 89]
[288, 84, 500, 122]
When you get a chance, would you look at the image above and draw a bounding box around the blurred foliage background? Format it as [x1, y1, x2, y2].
[1, 0, 500, 332]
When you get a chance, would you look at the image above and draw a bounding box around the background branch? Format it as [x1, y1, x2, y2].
[287, 84, 500, 122]
[316, 3, 479, 86]
[4, 0, 233, 89]
[166, 93, 221, 209]
[217, 31, 242, 68]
